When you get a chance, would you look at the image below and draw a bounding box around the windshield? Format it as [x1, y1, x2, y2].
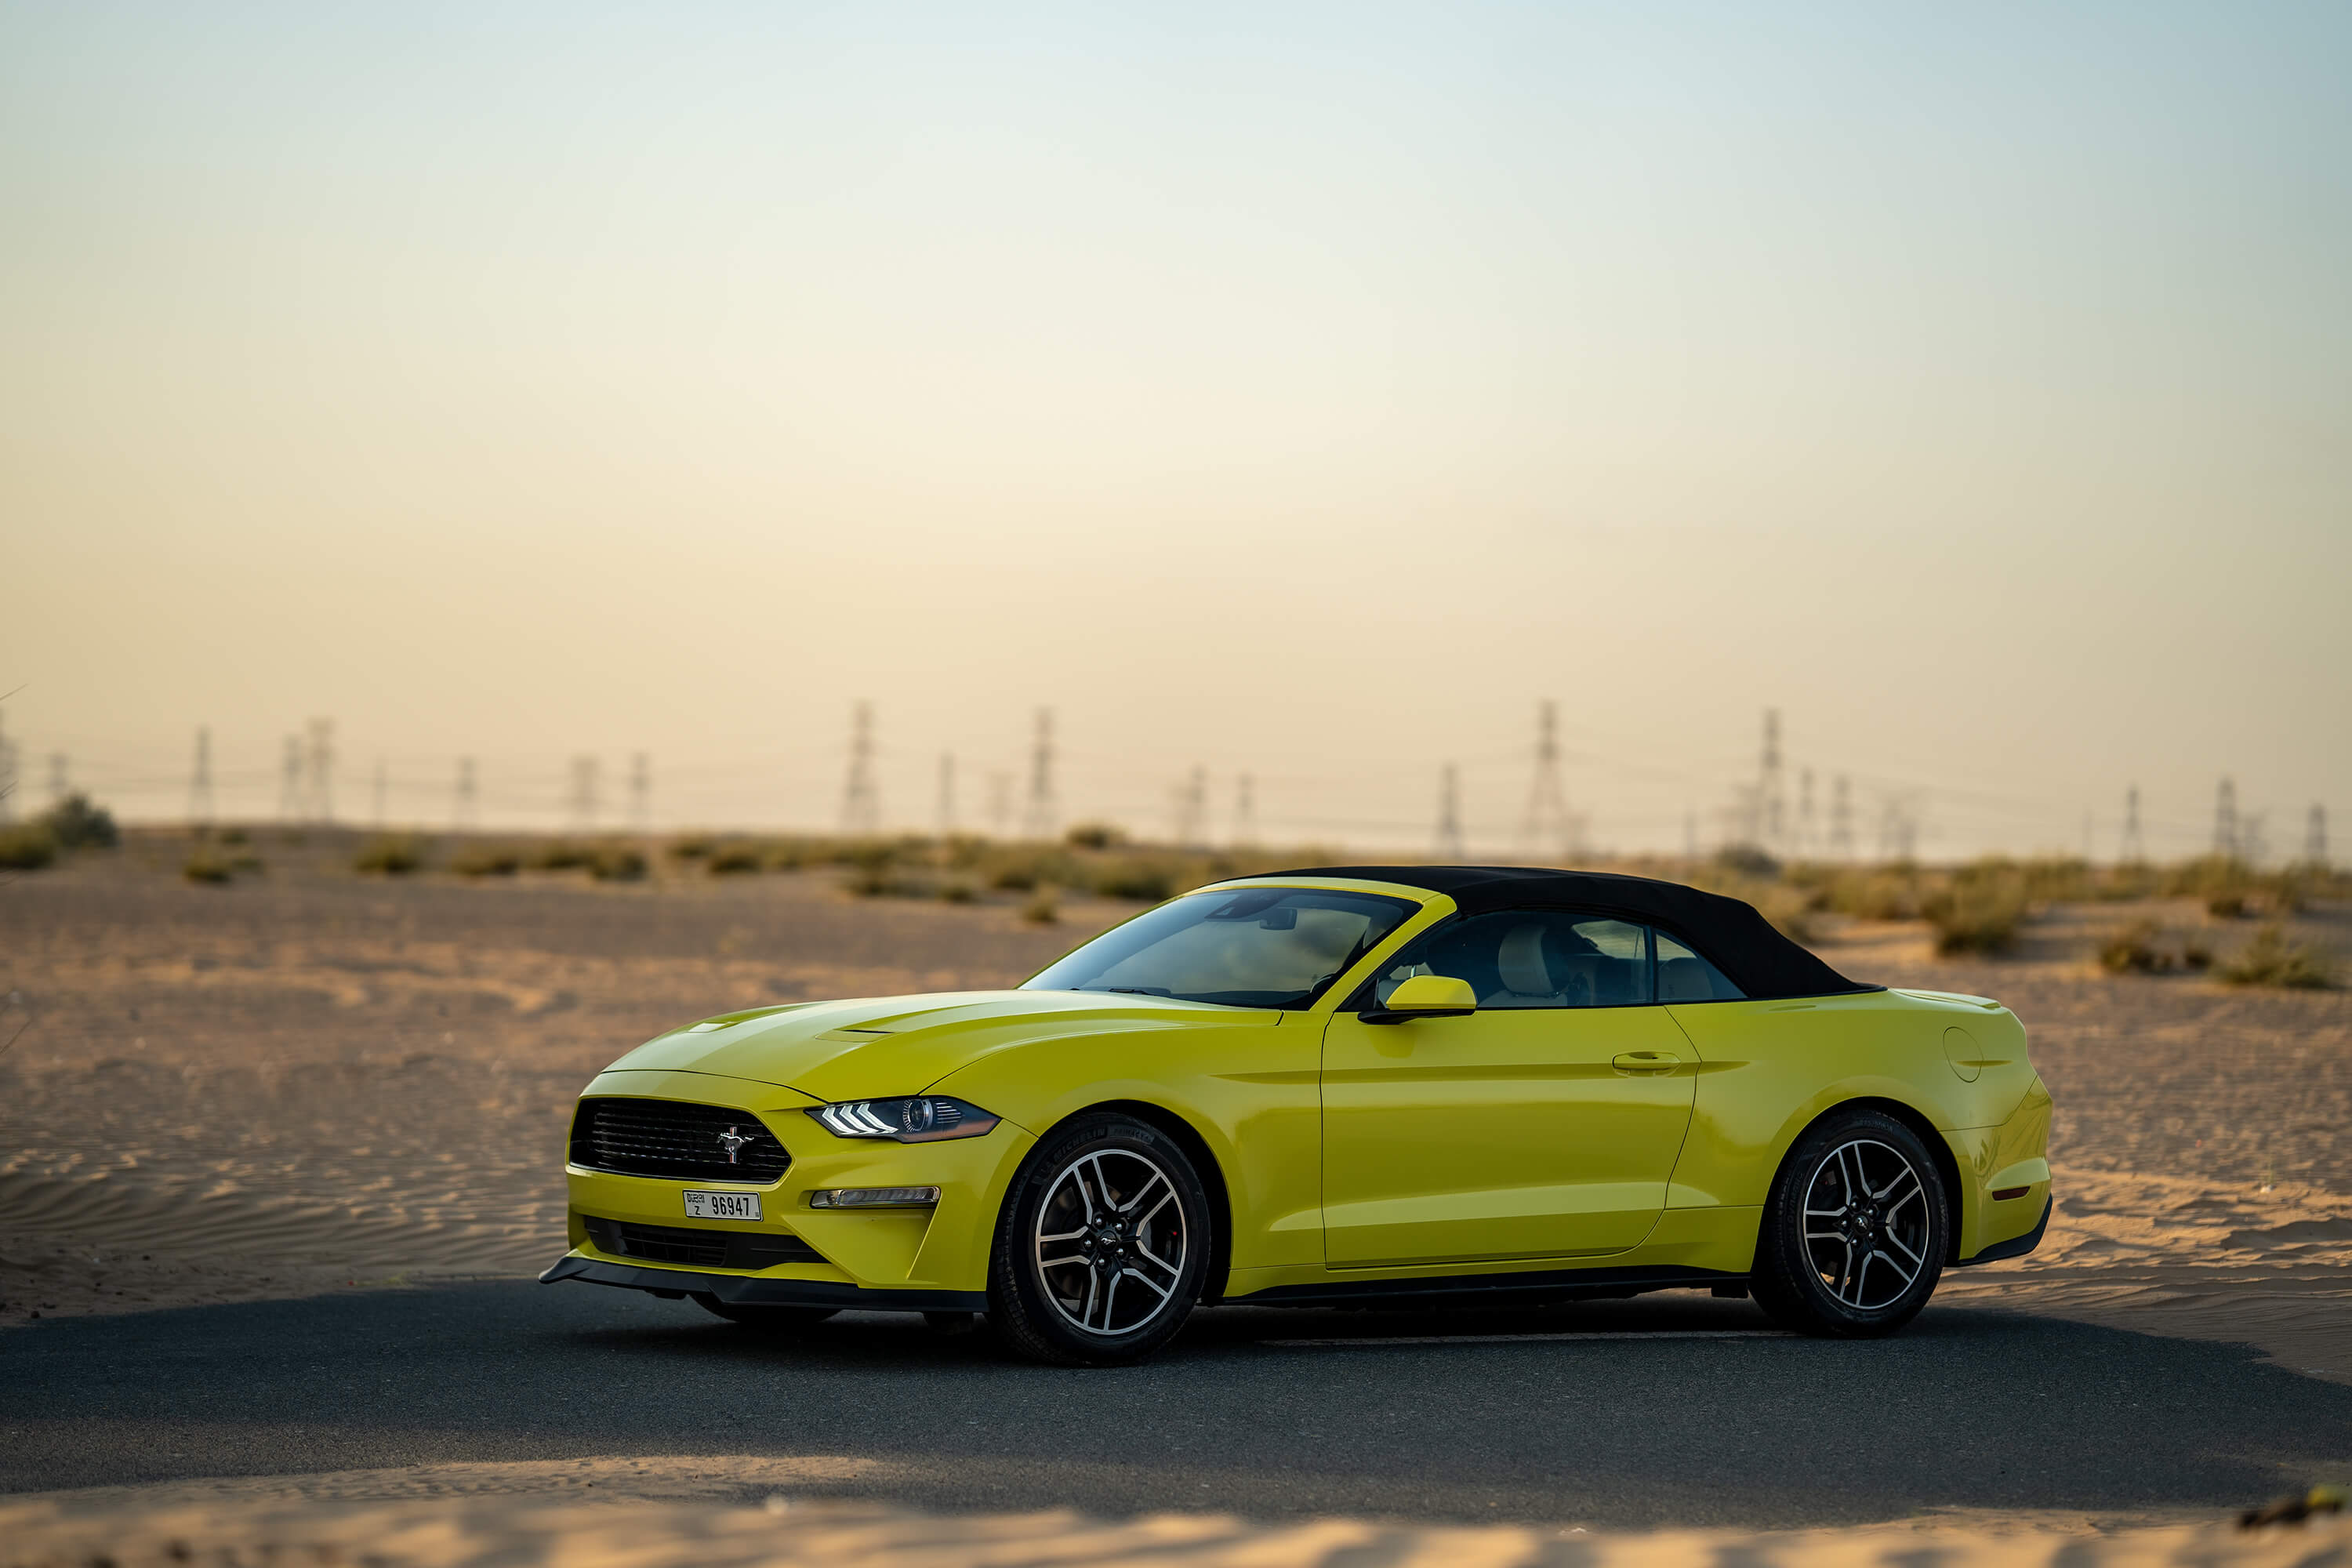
[1022, 886, 1420, 1010]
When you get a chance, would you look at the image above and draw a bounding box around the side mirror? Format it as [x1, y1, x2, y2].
[1360, 974, 1477, 1026]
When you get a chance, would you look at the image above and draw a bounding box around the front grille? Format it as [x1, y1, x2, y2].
[583, 1216, 823, 1271]
[569, 1098, 792, 1182]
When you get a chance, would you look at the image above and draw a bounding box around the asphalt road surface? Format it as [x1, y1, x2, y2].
[5, 1283, 2349, 1528]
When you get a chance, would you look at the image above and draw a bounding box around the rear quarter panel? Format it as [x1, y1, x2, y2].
[1664, 989, 2039, 1257]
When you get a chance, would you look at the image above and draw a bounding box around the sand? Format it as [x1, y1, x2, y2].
[4, 1461, 2347, 1568]
[4, 833, 2348, 1390]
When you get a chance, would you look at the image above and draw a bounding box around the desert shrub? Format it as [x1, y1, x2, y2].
[530, 840, 593, 871]
[938, 877, 977, 905]
[760, 838, 812, 872]
[2206, 890, 2248, 919]
[588, 844, 648, 882]
[2216, 925, 2336, 990]
[1711, 845, 1781, 881]
[450, 843, 524, 877]
[2098, 919, 2212, 975]
[1922, 861, 2028, 956]
[669, 834, 715, 861]
[1090, 858, 1179, 902]
[354, 834, 426, 875]
[0, 823, 56, 871]
[706, 842, 762, 875]
[183, 848, 234, 884]
[41, 793, 119, 850]
[984, 847, 1079, 891]
[1824, 869, 1922, 922]
[219, 826, 250, 846]
[1065, 822, 1128, 851]
[1021, 889, 1059, 925]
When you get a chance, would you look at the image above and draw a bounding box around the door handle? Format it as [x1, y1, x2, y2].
[1612, 1051, 1678, 1074]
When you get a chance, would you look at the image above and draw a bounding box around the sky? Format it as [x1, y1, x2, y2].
[3, 2, 2347, 860]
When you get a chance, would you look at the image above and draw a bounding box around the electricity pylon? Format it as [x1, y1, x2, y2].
[1436, 764, 1465, 861]
[629, 753, 651, 833]
[1758, 709, 1785, 853]
[1172, 767, 1207, 848]
[568, 755, 600, 832]
[1519, 700, 1573, 862]
[1022, 708, 1058, 841]
[2118, 786, 2145, 863]
[454, 757, 479, 830]
[2307, 804, 2328, 869]
[303, 718, 335, 824]
[1829, 775, 1853, 860]
[1232, 774, 1258, 850]
[840, 702, 880, 836]
[278, 736, 303, 822]
[2214, 777, 2239, 859]
[188, 728, 213, 828]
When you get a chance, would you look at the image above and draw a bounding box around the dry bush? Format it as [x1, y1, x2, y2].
[668, 833, 716, 862]
[182, 848, 234, 884]
[450, 843, 524, 877]
[353, 835, 426, 875]
[938, 877, 977, 904]
[1921, 859, 2029, 956]
[2216, 925, 2336, 990]
[529, 840, 593, 872]
[2098, 919, 2212, 975]
[706, 841, 762, 875]
[42, 793, 119, 850]
[587, 843, 648, 882]
[1065, 822, 1128, 851]
[1020, 889, 1059, 925]
[0, 823, 56, 871]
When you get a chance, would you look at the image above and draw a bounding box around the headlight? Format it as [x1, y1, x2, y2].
[808, 1096, 1000, 1142]
[808, 1185, 941, 1208]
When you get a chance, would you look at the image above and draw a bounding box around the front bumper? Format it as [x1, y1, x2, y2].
[539, 1253, 985, 1312]
[551, 1067, 1033, 1300]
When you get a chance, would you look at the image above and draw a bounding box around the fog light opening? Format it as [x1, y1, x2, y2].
[808, 1186, 942, 1209]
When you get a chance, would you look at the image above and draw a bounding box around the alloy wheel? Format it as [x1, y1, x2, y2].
[1801, 1138, 1931, 1311]
[1032, 1148, 1189, 1337]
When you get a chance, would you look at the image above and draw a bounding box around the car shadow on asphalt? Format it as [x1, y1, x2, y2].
[5, 1282, 2347, 1530]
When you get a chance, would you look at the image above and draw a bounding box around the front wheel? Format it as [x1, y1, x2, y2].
[987, 1112, 1210, 1367]
[1751, 1108, 1948, 1338]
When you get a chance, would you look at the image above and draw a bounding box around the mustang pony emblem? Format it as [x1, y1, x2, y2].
[716, 1126, 754, 1164]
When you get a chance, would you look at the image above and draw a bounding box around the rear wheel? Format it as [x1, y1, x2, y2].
[1752, 1108, 1947, 1338]
[691, 1294, 839, 1331]
[987, 1112, 1210, 1367]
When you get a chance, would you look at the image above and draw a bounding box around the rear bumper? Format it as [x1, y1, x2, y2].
[1953, 1194, 2051, 1267]
[540, 1251, 987, 1313]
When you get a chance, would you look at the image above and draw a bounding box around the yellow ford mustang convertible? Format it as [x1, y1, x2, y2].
[543, 866, 2053, 1364]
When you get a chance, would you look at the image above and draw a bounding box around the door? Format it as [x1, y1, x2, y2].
[1320, 909, 1697, 1267]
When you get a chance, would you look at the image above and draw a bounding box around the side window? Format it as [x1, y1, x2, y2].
[1656, 931, 1744, 1001]
[1366, 910, 1653, 1009]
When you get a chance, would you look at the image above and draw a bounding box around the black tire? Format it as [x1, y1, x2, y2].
[690, 1294, 840, 1331]
[987, 1112, 1211, 1367]
[1752, 1107, 1948, 1338]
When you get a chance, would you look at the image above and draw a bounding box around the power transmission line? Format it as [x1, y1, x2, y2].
[454, 757, 479, 830]
[2307, 804, 2329, 869]
[629, 752, 652, 833]
[1758, 709, 1785, 853]
[1171, 765, 1207, 848]
[2119, 785, 2145, 863]
[1232, 773, 1258, 850]
[1829, 775, 1853, 860]
[278, 735, 303, 822]
[0, 708, 16, 824]
[840, 702, 880, 836]
[2214, 777, 2238, 858]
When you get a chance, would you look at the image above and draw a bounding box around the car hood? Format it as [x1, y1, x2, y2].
[599, 989, 1276, 1105]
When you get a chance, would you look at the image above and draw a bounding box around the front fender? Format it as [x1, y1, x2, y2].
[925, 1015, 1320, 1274]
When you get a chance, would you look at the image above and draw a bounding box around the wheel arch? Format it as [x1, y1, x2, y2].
[1031, 1098, 1236, 1306]
[1776, 1095, 1966, 1265]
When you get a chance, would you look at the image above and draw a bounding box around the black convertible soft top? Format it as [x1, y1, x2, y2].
[1265, 864, 1878, 1002]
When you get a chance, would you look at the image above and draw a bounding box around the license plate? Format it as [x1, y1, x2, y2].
[683, 1190, 763, 1221]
